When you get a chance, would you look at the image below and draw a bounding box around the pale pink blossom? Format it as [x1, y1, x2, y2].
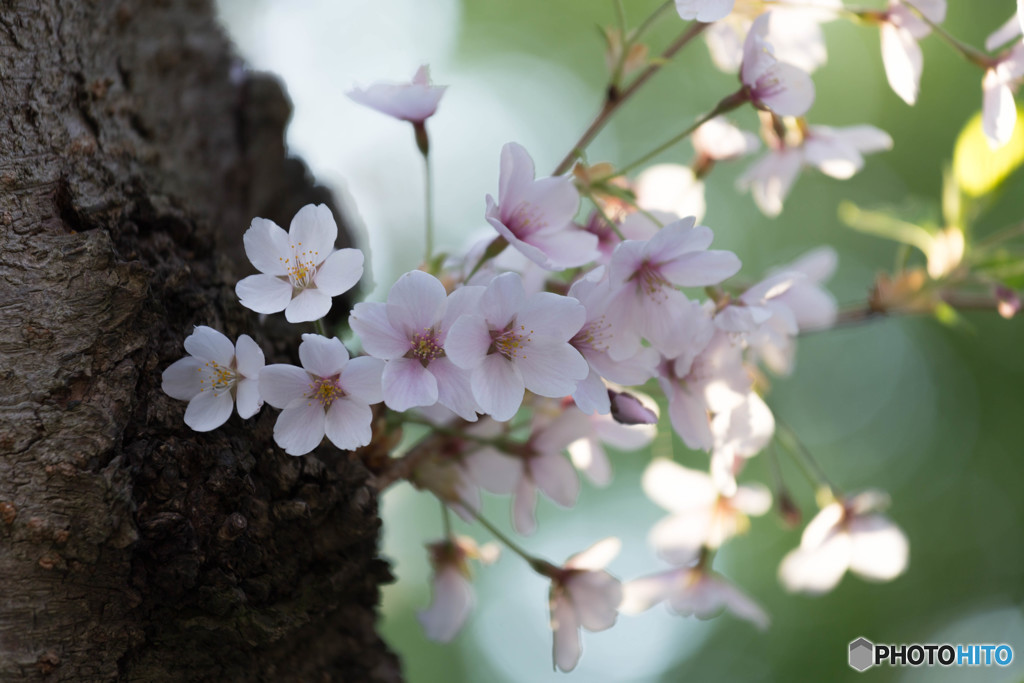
[620, 566, 769, 629]
[235, 204, 364, 323]
[418, 536, 499, 642]
[642, 459, 771, 565]
[741, 13, 816, 117]
[445, 272, 588, 422]
[736, 145, 803, 217]
[675, 0, 735, 23]
[259, 334, 384, 455]
[547, 538, 623, 673]
[350, 271, 482, 420]
[693, 117, 761, 162]
[567, 398, 658, 487]
[485, 143, 597, 270]
[347, 65, 447, 123]
[879, 0, 946, 106]
[779, 490, 910, 594]
[604, 217, 740, 359]
[634, 164, 706, 223]
[982, 41, 1024, 148]
[162, 326, 265, 431]
[985, 12, 1022, 53]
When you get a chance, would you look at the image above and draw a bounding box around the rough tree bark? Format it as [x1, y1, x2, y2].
[0, 1, 401, 680]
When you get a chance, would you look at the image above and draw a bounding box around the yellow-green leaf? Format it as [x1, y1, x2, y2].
[953, 107, 1024, 197]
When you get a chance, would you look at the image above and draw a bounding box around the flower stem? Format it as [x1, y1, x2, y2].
[414, 122, 436, 266]
[463, 504, 556, 576]
[313, 319, 327, 336]
[441, 500, 453, 539]
[552, 20, 710, 176]
[774, 419, 836, 497]
[900, 2, 994, 69]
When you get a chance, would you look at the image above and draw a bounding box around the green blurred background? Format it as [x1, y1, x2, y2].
[217, 1, 1024, 680]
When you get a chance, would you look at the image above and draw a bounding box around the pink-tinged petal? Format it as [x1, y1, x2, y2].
[986, 14, 1021, 52]
[243, 217, 291, 276]
[572, 368, 610, 415]
[607, 240, 647, 289]
[482, 272, 526, 329]
[568, 438, 611, 486]
[298, 334, 349, 377]
[273, 403, 326, 456]
[566, 537, 621, 571]
[754, 62, 816, 116]
[705, 20, 745, 73]
[486, 212, 555, 270]
[418, 566, 473, 643]
[675, 0, 735, 21]
[288, 203, 337, 261]
[184, 389, 234, 432]
[162, 357, 204, 400]
[642, 459, 717, 513]
[666, 383, 714, 451]
[741, 18, 776, 85]
[516, 175, 580, 231]
[983, 70, 1017, 149]
[324, 397, 374, 450]
[525, 228, 600, 270]
[285, 288, 332, 323]
[643, 216, 702, 259]
[662, 247, 741, 287]
[1019, 0, 1024, 34]
[530, 450, 580, 508]
[471, 354, 525, 422]
[737, 149, 803, 217]
[386, 270, 448, 334]
[513, 475, 538, 535]
[836, 125, 894, 154]
[551, 594, 582, 673]
[464, 447, 522, 495]
[567, 571, 622, 632]
[184, 326, 235, 365]
[881, 23, 922, 105]
[778, 532, 851, 594]
[650, 512, 712, 565]
[314, 248, 364, 297]
[235, 377, 263, 419]
[347, 67, 446, 123]
[532, 407, 594, 454]
[699, 574, 770, 629]
[259, 364, 313, 409]
[236, 274, 293, 315]
[440, 285, 486, 337]
[429, 357, 480, 421]
[444, 315, 492, 370]
[382, 358, 439, 411]
[498, 142, 536, 207]
[619, 571, 677, 615]
[234, 334, 265, 379]
[350, 302, 410, 359]
[848, 515, 909, 581]
[803, 136, 863, 179]
[339, 356, 385, 404]
[517, 340, 589, 398]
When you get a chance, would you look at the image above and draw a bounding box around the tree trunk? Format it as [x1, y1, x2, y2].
[0, 1, 401, 680]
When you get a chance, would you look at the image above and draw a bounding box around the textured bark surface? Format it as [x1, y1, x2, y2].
[0, 1, 400, 680]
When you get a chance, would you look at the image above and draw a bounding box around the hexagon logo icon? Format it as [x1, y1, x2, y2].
[849, 637, 875, 672]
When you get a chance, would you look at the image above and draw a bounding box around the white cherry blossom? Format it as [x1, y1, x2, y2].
[741, 13, 816, 117]
[347, 65, 447, 123]
[621, 566, 769, 629]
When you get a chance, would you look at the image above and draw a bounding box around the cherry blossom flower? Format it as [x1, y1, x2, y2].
[633, 164, 707, 223]
[235, 204, 364, 323]
[642, 459, 771, 565]
[982, 41, 1024, 148]
[547, 538, 623, 672]
[741, 13, 816, 117]
[604, 217, 741, 359]
[350, 271, 482, 420]
[693, 117, 761, 163]
[568, 401, 658, 487]
[620, 565, 769, 629]
[347, 65, 447, 123]
[162, 326, 265, 431]
[675, 0, 735, 23]
[485, 142, 598, 270]
[878, 0, 946, 106]
[445, 272, 588, 422]
[779, 490, 910, 594]
[418, 536, 499, 642]
[259, 334, 384, 455]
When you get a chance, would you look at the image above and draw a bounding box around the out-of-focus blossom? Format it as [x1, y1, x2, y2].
[548, 538, 623, 672]
[485, 143, 597, 270]
[982, 40, 1024, 149]
[350, 271, 482, 420]
[879, 0, 947, 106]
[693, 117, 761, 163]
[445, 272, 588, 421]
[642, 459, 771, 565]
[347, 65, 447, 123]
[741, 13, 816, 117]
[418, 536, 499, 642]
[568, 397, 658, 486]
[675, 0, 736, 23]
[620, 565, 769, 629]
[736, 146, 803, 217]
[162, 326, 265, 431]
[259, 334, 384, 455]
[235, 204, 364, 323]
[779, 490, 910, 594]
[996, 285, 1021, 319]
[634, 164, 706, 223]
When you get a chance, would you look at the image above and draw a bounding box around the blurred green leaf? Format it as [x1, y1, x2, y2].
[953, 106, 1024, 197]
[838, 200, 935, 253]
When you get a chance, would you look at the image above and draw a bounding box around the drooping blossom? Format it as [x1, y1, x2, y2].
[347, 65, 447, 123]
[982, 40, 1024, 148]
[633, 164, 707, 223]
[604, 217, 741, 360]
[418, 536, 499, 642]
[259, 334, 384, 455]
[162, 326, 265, 431]
[350, 270, 482, 420]
[445, 272, 588, 422]
[235, 204, 364, 323]
[779, 490, 910, 594]
[546, 538, 623, 672]
[642, 459, 771, 565]
[740, 13, 816, 117]
[620, 565, 769, 629]
[878, 0, 947, 106]
[485, 142, 598, 270]
[568, 398, 658, 487]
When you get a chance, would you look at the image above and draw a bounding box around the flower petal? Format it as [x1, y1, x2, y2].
[285, 288, 332, 323]
[517, 339, 589, 398]
[418, 566, 474, 643]
[288, 203, 337, 262]
[162, 356, 204, 400]
[340, 356, 385, 404]
[350, 301, 410, 359]
[242, 217, 291, 276]
[513, 474, 538, 535]
[235, 377, 263, 419]
[444, 315, 492, 370]
[184, 326, 235, 365]
[234, 334, 265, 379]
[382, 357, 439, 411]
[471, 355, 525, 422]
[642, 459, 717, 513]
[314, 248, 364, 296]
[273, 403, 326, 456]
[481, 272, 526, 329]
[881, 23, 922, 106]
[430, 357, 480, 422]
[184, 389, 234, 432]
[386, 269, 448, 334]
[530, 450, 580, 508]
[848, 515, 909, 581]
[551, 594, 582, 673]
[299, 334, 349, 377]
[259, 364, 313, 409]
[235, 274, 293, 315]
[517, 291, 586, 342]
[324, 397, 374, 450]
